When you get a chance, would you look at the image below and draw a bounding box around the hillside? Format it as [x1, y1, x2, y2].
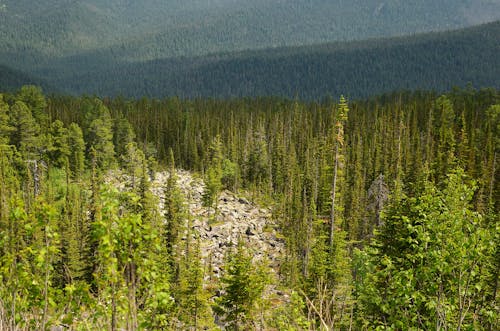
[0, 64, 51, 92]
[1, 0, 499, 71]
[43, 21, 500, 99]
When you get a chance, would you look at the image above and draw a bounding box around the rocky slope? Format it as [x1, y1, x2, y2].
[151, 170, 285, 279]
[109, 169, 285, 280]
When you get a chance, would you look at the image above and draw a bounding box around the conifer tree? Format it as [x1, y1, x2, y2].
[175, 233, 214, 329]
[8, 100, 44, 203]
[0, 95, 15, 225]
[123, 142, 145, 191]
[16, 85, 48, 130]
[0, 94, 13, 143]
[67, 123, 85, 180]
[163, 148, 185, 276]
[114, 116, 136, 165]
[8, 100, 41, 159]
[435, 95, 456, 181]
[246, 125, 270, 191]
[214, 240, 269, 330]
[47, 120, 70, 168]
[329, 96, 348, 246]
[203, 135, 223, 213]
[84, 99, 115, 169]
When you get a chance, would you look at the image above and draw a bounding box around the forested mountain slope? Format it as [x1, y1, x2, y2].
[44, 21, 500, 99]
[0, 64, 51, 92]
[1, 0, 499, 70]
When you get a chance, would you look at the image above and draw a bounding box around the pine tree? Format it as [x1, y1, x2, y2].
[214, 240, 269, 330]
[203, 135, 223, 213]
[85, 99, 115, 169]
[329, 96, 348, 246]
[47, 120, 70, 168]
[67, 123, 85, 180]
[175, 234, 214, 329]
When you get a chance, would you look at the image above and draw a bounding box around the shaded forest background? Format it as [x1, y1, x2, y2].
[0, 1, 499, 99]
[0, 21, 498, 99]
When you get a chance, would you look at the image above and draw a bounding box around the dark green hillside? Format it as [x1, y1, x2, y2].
[0, 64, 51, 92]
[1, 0, 499, 71]
[49, 21, 500, 99]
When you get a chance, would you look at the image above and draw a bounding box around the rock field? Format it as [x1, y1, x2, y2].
[151, 170, 285, 279]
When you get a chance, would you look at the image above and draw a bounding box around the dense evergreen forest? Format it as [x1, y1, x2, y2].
[0, 85, 498, 330]
[1, 1, 500, 100]
[57, 21, 498, 99]
[2, 0, 498, 69]
[0, 21, 496, 100]
[0, 65, 48, 93]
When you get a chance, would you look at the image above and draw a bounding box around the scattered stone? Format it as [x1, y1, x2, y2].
[245, 226, 255, 236]
[110, 169, 285, 284]
[238, 197, 250, 205]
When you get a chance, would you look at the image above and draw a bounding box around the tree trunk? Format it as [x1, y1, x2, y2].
[329, 143, 339, 247]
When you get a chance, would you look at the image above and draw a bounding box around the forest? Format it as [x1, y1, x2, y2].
[70, 20, 499, 100]
[0, 20, 496, 101]
[0, 85, 498, 330]
[1, 1, 499, 100]
[3, 0, 498, 69]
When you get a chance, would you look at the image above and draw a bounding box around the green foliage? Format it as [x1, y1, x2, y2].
[67, 123, 85, 179]
[434, 95, 457, 181]
[0, 94, 13, 143]
[0, 85, 498, 329]
[268, 291, 310, 331]
[357, 169, 495, 329]
[8, 100, 41, 158]
[174, 234, 215, 329]
[84, 99, 116, 170]
[221, 157, 238, 191]
[214, 240, 270, 330]
[305, 229, 353, 329]
[92, 187, 173, 330]
[203, 135, 224, 210]
[163, 149, 185, 268]
[47, 120, 70, 168]
[16, 86, 48, 129]
[114, 116, 136, 166]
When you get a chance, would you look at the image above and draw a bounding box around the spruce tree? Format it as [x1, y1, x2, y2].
[175, 234, 214, 329]
[8, 100, 41, 159]
[67, 123, 85, 180]
[214, 240, 269, 330]
[203, 135, 223, 213]
[0, 94, 13, 143]
[16, 85, 48, 130]
[84, 99, 115, 169]
[329, 96, 348, 246]
[163, 148, 185, 277]
[47, 120, 70, 168]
